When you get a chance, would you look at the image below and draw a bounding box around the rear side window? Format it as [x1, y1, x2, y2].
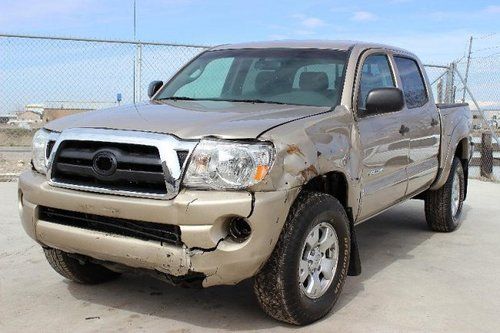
[394, 57, 428, 108]
[358, 54, 395, 112]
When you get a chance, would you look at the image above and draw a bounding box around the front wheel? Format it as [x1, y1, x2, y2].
[44, 248, 121, 284]
[425, 156, 465, 232]
[253, 192, 350, 325]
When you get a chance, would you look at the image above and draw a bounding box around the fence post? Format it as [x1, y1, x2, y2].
[137, 43, 142, 102]
[445, 64, 455, 103]
[437, 79, 443, 104]
[481, 132, 493, 179]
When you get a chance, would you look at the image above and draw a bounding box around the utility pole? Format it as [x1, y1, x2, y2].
[132, 0, 137, 104]
[462, 36, 473, 102]
[133, 0, 137, 41]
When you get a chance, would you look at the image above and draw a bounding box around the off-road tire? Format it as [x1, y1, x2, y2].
[44, 248, 120, 284]
[425, 156, 465, 232]
[254, 191, 351, 325]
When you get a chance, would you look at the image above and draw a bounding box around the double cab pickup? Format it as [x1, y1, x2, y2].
[19, 40, 472, 325]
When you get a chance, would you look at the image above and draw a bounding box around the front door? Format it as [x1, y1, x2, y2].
[355, 51, 410, 221]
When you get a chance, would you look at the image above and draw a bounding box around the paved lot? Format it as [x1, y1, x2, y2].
[1, 180, 499, 332]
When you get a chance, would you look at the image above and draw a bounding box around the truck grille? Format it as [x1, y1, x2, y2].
[51, 141, 167, 195]
[39, 206, 182, 245]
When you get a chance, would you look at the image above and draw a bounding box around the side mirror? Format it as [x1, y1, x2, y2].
[365, 87, 405, 114]
[148, 81, 163, 98]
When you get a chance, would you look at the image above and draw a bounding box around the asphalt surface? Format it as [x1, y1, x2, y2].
[1, 180, 499, 332]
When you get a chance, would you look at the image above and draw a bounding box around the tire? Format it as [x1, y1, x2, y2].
[254, 191, 351, 325]
[425, 156, 465, 232]
[43, 248, 120, 284]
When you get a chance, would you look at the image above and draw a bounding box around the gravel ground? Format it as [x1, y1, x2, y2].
[1, 180, 499, 332]
[0, 149, 30, 178]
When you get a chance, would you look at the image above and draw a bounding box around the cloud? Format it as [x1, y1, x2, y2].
[279, 14, 328, 38]
[292, 14, 327, 28]
[429, 5, 500, 21]
[351, 11, 377, 22]
[484, 5, 500, 15]
[301, 17, 327, 28]
[268, 34, 288, 40]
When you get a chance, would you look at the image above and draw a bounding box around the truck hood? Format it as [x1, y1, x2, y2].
[45, 100, 331, 139]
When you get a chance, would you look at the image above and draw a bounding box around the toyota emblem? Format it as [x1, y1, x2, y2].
[92, 151, 118, 176]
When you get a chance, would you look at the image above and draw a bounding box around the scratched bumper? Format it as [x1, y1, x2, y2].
[18, 170, 298, 286]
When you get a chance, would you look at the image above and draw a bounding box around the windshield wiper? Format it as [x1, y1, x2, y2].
[156, 96, 200, 101]
[219, 98, 289, 105]
[157, 96, 289, 105]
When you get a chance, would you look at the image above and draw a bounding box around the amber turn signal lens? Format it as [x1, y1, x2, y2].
[254, 165, 269, 181]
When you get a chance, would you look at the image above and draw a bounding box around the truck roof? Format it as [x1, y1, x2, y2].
[211, 40, 411, 54]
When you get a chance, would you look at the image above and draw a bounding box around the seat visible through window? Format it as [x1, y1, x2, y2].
[299, 72, 329, 93]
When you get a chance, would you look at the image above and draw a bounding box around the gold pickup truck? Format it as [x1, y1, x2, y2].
[18, 40, 472, 325]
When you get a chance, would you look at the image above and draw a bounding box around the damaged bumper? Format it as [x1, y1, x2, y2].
[18, 171, 298, 287]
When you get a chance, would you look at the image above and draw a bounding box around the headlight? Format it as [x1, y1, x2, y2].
[183, 139, 274, 189]
[32, 129, 56, 174]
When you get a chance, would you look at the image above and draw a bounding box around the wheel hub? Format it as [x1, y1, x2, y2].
[451, 170, 461, 217]
[299, 222, 340, 299]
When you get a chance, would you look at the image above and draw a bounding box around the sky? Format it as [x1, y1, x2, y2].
[1, 0, 499, 63]
[0, 0, 499, 113]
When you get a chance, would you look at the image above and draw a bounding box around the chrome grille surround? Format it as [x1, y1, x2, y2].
[47, 128, 197, 200]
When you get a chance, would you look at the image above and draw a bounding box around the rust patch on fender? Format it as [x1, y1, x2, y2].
[300, 165, 319, 180]
[286, 144, 305, 157]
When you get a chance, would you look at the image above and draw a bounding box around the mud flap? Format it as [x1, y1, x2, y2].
[346, 208, 361, 276]
[463, 159, 469, 200]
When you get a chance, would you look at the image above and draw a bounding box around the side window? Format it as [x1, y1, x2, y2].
[175, 58, 233, 98]
[358, 54, 395, 112]
[394, 56, 428, 108]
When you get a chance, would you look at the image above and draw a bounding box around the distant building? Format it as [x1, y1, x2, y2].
[40, 100, 115, 122]
[16, 110, 43, 123]
[472, 109, 500, 129]
[0, 114, 16, 124]
[42, 107, 94, 122]
[25, 104, 44, 114]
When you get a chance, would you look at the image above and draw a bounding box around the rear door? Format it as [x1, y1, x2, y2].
[355, 50, 410, 221]
[392, 55, 440, 195]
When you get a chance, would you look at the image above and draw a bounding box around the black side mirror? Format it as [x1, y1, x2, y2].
[365, 87, 405, 114]
[148, 81, 163, 98]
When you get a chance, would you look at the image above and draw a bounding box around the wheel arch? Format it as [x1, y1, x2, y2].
[300, 171, 361, 276]
[431, 134, 470, 191]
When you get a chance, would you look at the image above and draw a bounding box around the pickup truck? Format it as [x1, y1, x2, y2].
[18, 40, 472, 325]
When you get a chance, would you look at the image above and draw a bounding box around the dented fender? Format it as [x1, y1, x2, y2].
[251, 105, 362, 216]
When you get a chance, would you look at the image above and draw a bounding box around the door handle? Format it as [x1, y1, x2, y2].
[399, 124, 410, 135]
[431, 118, 438, 127]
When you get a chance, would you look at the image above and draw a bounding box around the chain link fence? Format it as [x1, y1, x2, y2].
[456, 52, 500, 181]
[0, 34, 208, 179]
[424, 45, 500, 180]
[1, 34, 499, 181]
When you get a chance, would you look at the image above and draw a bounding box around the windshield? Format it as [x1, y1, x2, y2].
[156, 48, 348, 107]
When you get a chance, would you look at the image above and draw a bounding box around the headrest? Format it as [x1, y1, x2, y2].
[255, 71, 277, 94]
[299, 72, 328, 91]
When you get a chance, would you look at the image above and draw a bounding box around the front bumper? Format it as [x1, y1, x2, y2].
[18, 171, 298, 286]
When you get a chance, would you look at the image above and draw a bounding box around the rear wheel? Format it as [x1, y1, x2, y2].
[44, 248, 120, 284]
[425, 157, 465, 232]
[254, 192, 350, 325]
